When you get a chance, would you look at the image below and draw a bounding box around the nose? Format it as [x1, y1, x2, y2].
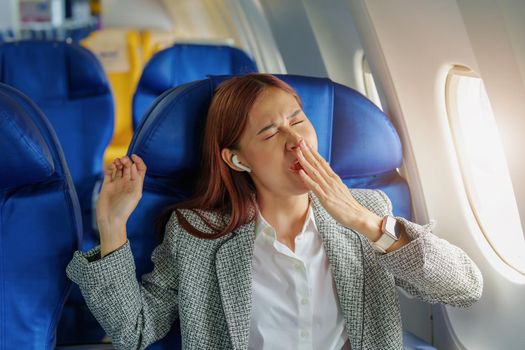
[284, 128, 304, 151]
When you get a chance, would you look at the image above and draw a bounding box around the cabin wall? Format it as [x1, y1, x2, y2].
[499, 0, 525, 87]
[0, 0, 18, 31]
[223, 0, 286, 73]
[159, 0, 241, 46]
[301, 0, 365, 94]
[349, 0, 525, 349]
[257, 0, 327, 78]
[457, 0, 525, 233]
[0, 0, 11, 29]
[101, 0, 173, 30]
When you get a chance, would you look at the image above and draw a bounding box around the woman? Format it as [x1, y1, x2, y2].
[67, 74, 483, 350]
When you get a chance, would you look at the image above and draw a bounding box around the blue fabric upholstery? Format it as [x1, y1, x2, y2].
[0, 40, 114, 250]
[403, 330, 437, 349]
[0, 83, 81, 349]
[132, 43, 257, 129]
[0, 97, 55, 189]
[0, 40, 114, 344]
[125, 74, 412, 348]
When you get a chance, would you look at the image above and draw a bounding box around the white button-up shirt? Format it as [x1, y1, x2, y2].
[248, 205, 351, 350]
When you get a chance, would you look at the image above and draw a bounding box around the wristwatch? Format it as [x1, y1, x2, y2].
[371, 215, 403, 253]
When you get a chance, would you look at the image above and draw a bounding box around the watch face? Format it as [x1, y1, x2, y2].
[393, 219, 403, 239]
[384, 215, 402, 240]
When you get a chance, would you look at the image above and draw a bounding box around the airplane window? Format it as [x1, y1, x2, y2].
[446, 66, 525, 273]
[362, 56, 383, 110]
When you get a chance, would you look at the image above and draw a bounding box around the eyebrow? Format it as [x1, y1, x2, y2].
[256, 109, 301, 135]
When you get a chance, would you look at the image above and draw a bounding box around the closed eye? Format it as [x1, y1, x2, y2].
[264, 132, 278, 140]
[264, 120, 305, 140]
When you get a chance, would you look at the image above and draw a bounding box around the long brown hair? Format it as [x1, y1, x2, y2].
[157, 74, 302, 239]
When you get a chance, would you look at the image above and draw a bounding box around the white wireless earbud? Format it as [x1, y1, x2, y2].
[231, 154, 252, 173]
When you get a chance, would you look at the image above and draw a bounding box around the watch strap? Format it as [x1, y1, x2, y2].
[371, 215, 400, 253]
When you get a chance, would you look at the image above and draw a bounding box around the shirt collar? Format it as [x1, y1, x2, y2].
[254, 202, 318, 240]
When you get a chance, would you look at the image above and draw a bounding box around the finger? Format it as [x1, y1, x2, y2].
[296, 148, 331, 191]
[111, 160, 119, 173]
[121, 156, 132, 180]
[298, 169, 326, 198]
[111, 166, 117, 181]
[104, 162, 115, 176]
[305, 141, 339, 178]
[115, 167, 123, 179]
[130, 163, 138, 181]
[103, 163, 115, 182]
[114, 158, 124, 170]
[114, 158, 123, 178]
[131, 154, 147, 176]
[299, 141, 330, 179]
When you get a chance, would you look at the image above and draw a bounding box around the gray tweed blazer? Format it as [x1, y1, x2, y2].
[66, 189, 483, 350]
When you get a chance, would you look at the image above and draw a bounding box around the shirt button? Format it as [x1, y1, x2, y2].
[296, 235, 303, 241]
[294, 262, 302, 270]
[301, 298, 309, 305]
[301, 329, 309, 337]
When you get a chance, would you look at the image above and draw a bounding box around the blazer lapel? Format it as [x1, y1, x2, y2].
[310, 193, 365, 350]
[215, 219, 256, 350]
[214, 193, 365, 350]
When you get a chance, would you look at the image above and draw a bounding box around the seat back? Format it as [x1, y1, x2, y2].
[0, 40, 114, 250]
[132, 43, 257, 129]
[141, 30, 177, 63]
[0, 40, 114, 345]
[125, 74, 411, 348]
[0, 83, 81, 349]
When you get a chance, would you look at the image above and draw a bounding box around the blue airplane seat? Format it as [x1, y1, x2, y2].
[0, 83, 81, 349]
[0, 40, 114, 250]
[0, 40, 114, 345]
[403, 331, 437, 350]
[132, 43, 257, 129]
[125, 74, 412, 349]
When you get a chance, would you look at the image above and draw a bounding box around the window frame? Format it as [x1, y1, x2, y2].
[445, 65, 525, 275]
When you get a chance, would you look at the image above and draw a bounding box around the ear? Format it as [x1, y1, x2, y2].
[221, 148, 246, 172]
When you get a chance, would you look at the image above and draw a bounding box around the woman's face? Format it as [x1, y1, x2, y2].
[232, 87, 318, 196]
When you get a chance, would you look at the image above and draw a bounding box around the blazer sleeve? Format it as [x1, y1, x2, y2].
[65, 212, 180, 350]
[363, 189, 483, 307]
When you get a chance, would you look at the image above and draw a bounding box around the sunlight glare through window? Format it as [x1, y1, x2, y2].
[447, 68, 525, 273]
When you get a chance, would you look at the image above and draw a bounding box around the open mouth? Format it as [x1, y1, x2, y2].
[289, 159, 304, 172]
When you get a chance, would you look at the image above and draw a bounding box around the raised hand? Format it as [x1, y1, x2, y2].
[294, 140, 383, 242]
[96, 154, 147, 257]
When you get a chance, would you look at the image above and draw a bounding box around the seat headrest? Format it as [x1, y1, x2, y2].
[133, 44, 257, 129]
[0, 40, 110, 102]
[0, 84, 55, 190]
[129, 75, 402, 189]
[139, 44, 257, 95]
